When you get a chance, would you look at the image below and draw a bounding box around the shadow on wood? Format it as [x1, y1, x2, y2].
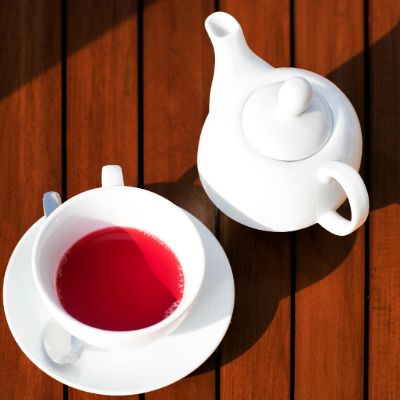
[0, 0, 155, 102]
[146, 24, 399, 376]
[1, 0, 397, 382]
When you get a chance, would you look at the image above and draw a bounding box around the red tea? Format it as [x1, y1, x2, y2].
[56, 227, 184, 331]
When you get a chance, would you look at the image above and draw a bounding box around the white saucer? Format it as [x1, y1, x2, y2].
[3, 213, 234, 396]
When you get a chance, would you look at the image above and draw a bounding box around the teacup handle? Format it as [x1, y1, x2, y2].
[317, 161, 369, 236]
[102, 165, 124, 187]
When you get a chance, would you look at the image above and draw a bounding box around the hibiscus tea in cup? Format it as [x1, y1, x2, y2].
[55, 226, 184, 331]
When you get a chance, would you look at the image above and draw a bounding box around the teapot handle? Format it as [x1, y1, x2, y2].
[317, 161, 369, 236]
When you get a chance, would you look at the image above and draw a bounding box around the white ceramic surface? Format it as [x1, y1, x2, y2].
[32, 166, 206, 349]
[3, 214, 234, 396]
[198, 12, 369, 236]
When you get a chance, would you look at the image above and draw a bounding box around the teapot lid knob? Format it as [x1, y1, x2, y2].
[242, 75, 333, 161]
[278, 77, 313, 116]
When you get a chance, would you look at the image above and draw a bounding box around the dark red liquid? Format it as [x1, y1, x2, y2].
[56, 227, 184, 331]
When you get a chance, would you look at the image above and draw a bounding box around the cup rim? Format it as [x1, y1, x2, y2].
[32, 186, 206, 338]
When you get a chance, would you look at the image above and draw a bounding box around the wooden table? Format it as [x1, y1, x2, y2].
[1, 1, 398, 399]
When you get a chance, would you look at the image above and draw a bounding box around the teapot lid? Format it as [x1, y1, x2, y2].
[242, 77, 332, 161]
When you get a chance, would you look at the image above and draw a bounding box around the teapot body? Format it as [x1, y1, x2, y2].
[198, 68, 362, 232]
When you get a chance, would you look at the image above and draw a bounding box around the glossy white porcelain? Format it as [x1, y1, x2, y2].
[3, 214, 234, 395]
[198, 12, 369, 236]
[32, 166, 206, 349]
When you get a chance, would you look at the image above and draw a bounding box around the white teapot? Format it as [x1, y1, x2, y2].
[197, 12, 369, 236]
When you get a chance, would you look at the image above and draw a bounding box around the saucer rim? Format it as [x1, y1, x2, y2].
[3, 215, 235, 396]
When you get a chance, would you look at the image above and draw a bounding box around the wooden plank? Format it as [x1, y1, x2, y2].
[67, 0, 138, 197]
[294, 1, 365, 399]
[218, 2, 291, 400]
[220, 221, 291, 400]
[66, 1, 138, 399]
[368, 1, 400, 399]
[0, 1, 63, 399]
[142, 0, 215, 399]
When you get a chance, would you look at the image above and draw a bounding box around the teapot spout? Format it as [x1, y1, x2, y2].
[205, 12, 271, 82]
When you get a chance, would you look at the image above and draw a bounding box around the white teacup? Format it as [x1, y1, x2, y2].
[32, 165, 205, 349]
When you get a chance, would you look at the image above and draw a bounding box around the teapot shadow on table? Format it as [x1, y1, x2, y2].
[146, 166, 358, 376]
[146, 22, 399, 375]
